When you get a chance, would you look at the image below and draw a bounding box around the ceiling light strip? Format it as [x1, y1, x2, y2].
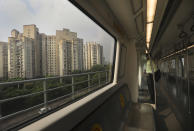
[146, 0, 157, 50]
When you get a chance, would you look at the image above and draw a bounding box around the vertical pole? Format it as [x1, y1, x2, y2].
[0, 85, 2, 117]
[0, 89, 2, 117]
[0, 103, 1, 118]
[72, 76, 74, 99]
[43, 79, 47, 108]
[60, 77, 63, 84]
[106, 71, 108, 84]
[88, 73, 90, 91]
[149, 54, 156, 110]
[98, 72, 101, 87]
[187, 49, 191, 114]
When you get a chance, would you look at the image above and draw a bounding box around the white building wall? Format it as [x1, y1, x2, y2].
[0, 42, 8, 79]
[59, 40, 72, 76]
[83, 42, 103, 70]
[8, 33, 34, 79]
[47, 36, 57, 76]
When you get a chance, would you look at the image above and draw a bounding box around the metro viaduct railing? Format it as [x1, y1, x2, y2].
[0, 71, 109, 121]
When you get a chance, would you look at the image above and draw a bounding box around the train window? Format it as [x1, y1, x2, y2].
[188, 53, 194, 79]
[168, 59, 176, 76]
[163, 61, 169, 73]
[177, 57, 184, 78]
[171, 59, 176, 69]
[181, 57, 184, 67]
[0, 0, 116, 129]
[160, 62, 165, 72]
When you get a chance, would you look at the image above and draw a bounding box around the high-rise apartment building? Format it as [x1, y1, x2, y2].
[46, 35, 57, 76]
[83, 42, 104, 70]
[23, 24, 41, 77]
[0, 42, 8, 79]
[75, 38, 84, 71]
[40, 34, 58, 77]
[56, 29, 83, 74]
[83, 43, 91, 70]
[40, 33, 47, 76]
[6, 25, 103, 79]
[59, 40, 72, 76]
[8, 29, 35, 79]
[71, 40, 78, 71]
[39, 28, 84, 77]
[71, 38, 84, 71]
[56, 29, 77, 75]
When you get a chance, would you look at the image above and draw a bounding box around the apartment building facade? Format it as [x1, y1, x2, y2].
[74, 38, 84, 71]
[0, 42, 8, 79]
[4, 25, 104, 79]
[59, 40, 72, 76]
[8, 29, 35, 79]
[84, 42, 104, 70]
[23, 24, 41, 77]
[56, 29, 84, 74]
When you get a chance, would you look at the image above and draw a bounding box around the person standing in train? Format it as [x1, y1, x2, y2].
[146, 54, 157, 104]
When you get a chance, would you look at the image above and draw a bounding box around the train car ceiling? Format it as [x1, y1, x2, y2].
[71, 0, 169, 52]
[152, 0, 194, 59]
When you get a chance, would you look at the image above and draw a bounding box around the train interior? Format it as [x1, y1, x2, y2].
[1, 0, 194, 131]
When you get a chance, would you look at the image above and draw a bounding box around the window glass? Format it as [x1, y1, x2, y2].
[178, 57, 184, 78]
[167, 59, 176, 76]
[189, 54, 194, 79]
[0, 0, 115, 129]
[163, 61, 169, 73]
[181, 57, 184, 67]
[171, 59, 176, 69]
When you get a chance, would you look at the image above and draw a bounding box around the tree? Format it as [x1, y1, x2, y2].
[91, 64, 106, 72]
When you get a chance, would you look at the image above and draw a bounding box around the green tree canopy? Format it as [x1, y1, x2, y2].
[91, 64, 106, 71]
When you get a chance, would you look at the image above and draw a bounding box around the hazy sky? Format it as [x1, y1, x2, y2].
[0, 0, 115, 62]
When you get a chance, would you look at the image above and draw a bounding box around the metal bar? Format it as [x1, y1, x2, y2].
[0, 71, 109, 120]
[106, 71, 108, 83]
[0, 71, 107, 86]
[0, 91, 44, 104]
[60, 77, 63, 84]
[187, 49, 191, 114]
[98, 72, 101, 87]
[0, 79, 109, 120]
[43, 79, 47, 108]
[74, 80, 89, 86]
[47, 93, 73, 104]
[72, 76, 75, 99]
[0, 78, 45, 86]
[88, 73, 90, 92]
[0, 80, 89, 104]
[77, 86, 90, 93]
[0, 86, 2, 117]
[0, 102, 1, 118]
[0, 92, 74, 120]
[149, 54, 156, 108]
[160, 44, 194, 60]
[46, 84, 71, 92]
